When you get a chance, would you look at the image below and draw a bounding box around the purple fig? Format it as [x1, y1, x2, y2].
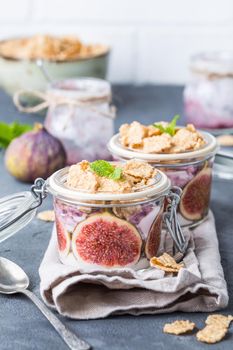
[72, 212, 142, 268]
[179, 167, 212, 221]
[5, 123, 66, 182]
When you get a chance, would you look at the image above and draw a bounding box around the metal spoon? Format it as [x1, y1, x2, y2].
[0, 257, 90, 350]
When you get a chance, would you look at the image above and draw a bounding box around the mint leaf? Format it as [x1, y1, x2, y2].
[90, 160, 122, 181]
[90, 160, 114, 177]
[109, 167, 122, 180]
[166, 115, 180, 136]
[153, 124, 167, 133]
[153, 115, 180, 136]
[0, 121, 32, 149]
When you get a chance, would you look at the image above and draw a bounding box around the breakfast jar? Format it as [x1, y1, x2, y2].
[108, 122, 218, 227]
[44, 78, 115, 164]
[184, 52, 233, 130]
[14, 78, 115, 165]
[0, 160, 186, 270]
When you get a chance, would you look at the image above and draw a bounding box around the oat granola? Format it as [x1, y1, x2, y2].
[0, 35, 108, 61]
[119, 121, 206, 154]
[66, 160, 157, 194]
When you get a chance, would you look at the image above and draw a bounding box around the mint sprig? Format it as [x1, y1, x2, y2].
[109, 167, 122, 180]
[153, 115, 180, 136]
[90, 160, 122, 181]
[0, 121, 32, 149]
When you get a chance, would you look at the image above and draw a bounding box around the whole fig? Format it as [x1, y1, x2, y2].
[5, 123, 66, 182]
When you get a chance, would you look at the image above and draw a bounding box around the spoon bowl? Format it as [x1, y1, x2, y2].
[0, 257, 90, 350]
[0, 257, 29, 294]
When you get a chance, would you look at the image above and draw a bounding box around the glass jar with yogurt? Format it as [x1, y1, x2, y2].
[49, 164, 170, 270]
[44, 78, 115, 164]
[13, 78, 115, 164]
[184, 52, 233, 130]
[108, 123, 218, 227]
[0, 160, 186, 270]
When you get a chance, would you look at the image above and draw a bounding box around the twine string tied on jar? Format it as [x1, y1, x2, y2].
[13, 90, 116, 119]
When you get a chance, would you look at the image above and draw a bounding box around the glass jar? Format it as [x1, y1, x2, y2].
[0, 164, 187, 270]
[184, 52, 233, 130]
[108, 130, 218, 228]
[44, 78, 115, 164]
[48, 167, 171, 270]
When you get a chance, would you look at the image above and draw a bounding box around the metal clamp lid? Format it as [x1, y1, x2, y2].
[164, 186, 188, 257]
[0, 178, 47, 243]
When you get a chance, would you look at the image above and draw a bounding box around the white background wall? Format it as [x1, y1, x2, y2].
[0, 0, 233, 84]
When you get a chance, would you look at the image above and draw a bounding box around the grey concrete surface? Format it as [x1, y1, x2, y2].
[0, 86, 232, 350]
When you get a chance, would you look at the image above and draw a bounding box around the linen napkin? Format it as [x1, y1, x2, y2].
[39, 211, 228, 319]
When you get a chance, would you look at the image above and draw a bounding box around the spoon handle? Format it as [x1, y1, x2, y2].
[21, 289, 91, 350]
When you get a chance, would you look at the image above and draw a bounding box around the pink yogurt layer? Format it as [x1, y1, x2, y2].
[184, 99, 233, 129]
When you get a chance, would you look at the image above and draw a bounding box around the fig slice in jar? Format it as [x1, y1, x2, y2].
[72, 212, 142, 268]
[180, 167, 212, 221]
[145, 206, 163, 259]
[56, 217, 71, 256]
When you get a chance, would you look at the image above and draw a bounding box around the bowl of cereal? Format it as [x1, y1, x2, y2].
[108, 116, 219, 228]
[0, 35, 110, 96]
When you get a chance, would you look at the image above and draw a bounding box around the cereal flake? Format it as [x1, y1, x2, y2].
[119, 121, 206, 154]
[217, 134, 233, 147]
[143, 134, 172, 153]
[66, 162, 99, 192]
[66, 160, 157, 194]
[37, 210, 55, 222]
[163, 320, 195, 335]
[123, 160, 156, 179]
[120, 121, 147, 148]
[196, 324, 228, 344]
[150, 253, 184, 273]
[205, 314, 233, 328]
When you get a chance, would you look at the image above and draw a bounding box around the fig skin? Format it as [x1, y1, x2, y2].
[145, 206, 163, 259]
[179, 167, 212, 221]
[56, 216, 70, 257]
[5, 124, 66, 182]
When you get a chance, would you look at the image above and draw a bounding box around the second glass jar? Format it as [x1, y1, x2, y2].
[108, 130, 218, 227]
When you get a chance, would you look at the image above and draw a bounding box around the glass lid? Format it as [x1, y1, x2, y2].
[0, 178, 47, 243]
[108, 130, 218, 162]
[190, 51, 233, 75]
[46, 166, 171, 203]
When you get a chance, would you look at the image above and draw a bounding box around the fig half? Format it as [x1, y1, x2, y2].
[145, 206, 163, 259]
[55, 217, 71, 257]
[72, 212, 142, 268]
[180, 167, 212, 221]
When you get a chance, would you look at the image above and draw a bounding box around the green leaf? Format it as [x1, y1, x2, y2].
[90, 160, 114, 177]
[166, 115, 180, 136]
[153, 115, 180, 136]
[109, 167, 122, 180]
[153, 124, 167, 133]
[90, 160, 122, 181]
[0, 121, 32, 149]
